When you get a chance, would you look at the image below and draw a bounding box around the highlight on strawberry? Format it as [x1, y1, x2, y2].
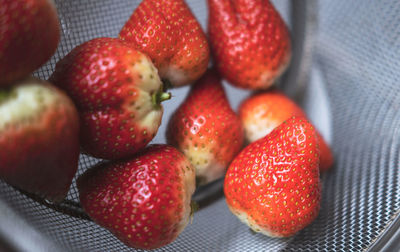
[50, 37, 171, 160]
[120, 0, 210, 87]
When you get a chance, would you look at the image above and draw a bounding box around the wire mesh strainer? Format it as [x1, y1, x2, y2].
[1, 0, 400, 251]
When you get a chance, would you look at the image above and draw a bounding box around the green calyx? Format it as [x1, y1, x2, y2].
[0, 89, 15, 105]
[152, 89, 171, 108]
[189, 201, 199, 224]
[0, 92, 8, 104]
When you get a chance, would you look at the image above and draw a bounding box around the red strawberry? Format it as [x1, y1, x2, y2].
[166, 69, 243, 185]
[239, 90, 334, 171]
[119, 0, 210, 87]
[208, 0, 291, 90]
[0, 0, 60, 86]
[50, 38, 171, 160]
[224, 116, 321, 237]
[0, 77, 79, 202]
[77, 144, 196, 250]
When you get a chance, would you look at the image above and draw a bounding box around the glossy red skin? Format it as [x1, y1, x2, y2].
[50, 38, 162, 160]
[166, 69, 244, 184]
[239, 90, 334, 171]
[225, 117, 321, 237]
[0, 81, 79, 202]
[0, 0, 60, 86]
[208, 0, 291, 90]
[119, 0, 210, 86]
[77, 144, 195, 250]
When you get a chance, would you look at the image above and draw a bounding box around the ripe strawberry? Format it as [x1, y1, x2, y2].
[0, 0, 60, 86]
[239, 90, 334, 171]
[0, 77, 79, 202]
[77, 144, 196, 250]
[166, 69, 243, 185]
[224, 116, 321, 237]
[208, 0, 291, 90]
[50, 38, 171, 160]
[119, 0, 210, 87]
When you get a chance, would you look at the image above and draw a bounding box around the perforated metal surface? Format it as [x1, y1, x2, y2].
[0, 0, 400, 251]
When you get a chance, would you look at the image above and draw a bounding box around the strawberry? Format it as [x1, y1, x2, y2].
[239, 90, 334, 171]
[119, 0, 210, 87]
[0, 77, 79, 202]
[0, 0, 60, 86]
[224, 116, 321, 237]
[77, 144, 196, 250]
[50, 38, 171, 160]
[166, 69, 243, 185]
[208, 0, 291, 90]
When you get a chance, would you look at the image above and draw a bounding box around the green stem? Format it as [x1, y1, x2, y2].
[152, 90, 171, 108]
[0, 90, 10, 104]
[190, 201, 199, 214]
[159, 92, 172, 102]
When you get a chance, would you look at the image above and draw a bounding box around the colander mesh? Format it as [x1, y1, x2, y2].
[1, 0, 400, 251]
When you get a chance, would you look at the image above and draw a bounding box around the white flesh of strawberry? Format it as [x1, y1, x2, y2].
[227, 204, 283, 238]
[184, 146, 225, 185]
[244, 117, 278, 143]
[256, 51, 291, 89]
[125, 54, 164, 132]
[0, 77, 56, 131]
[160, 64, 188, 87]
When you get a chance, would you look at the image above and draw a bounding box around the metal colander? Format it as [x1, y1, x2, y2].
[1, 0, 400, 251]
